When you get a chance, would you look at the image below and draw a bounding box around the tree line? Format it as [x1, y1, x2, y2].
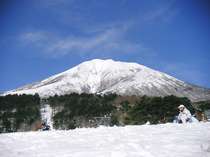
[117, 95, 195, 125]
[0, 94, 40, 133]
[48, 93, 117, 129]
[0, 93, 209, 133]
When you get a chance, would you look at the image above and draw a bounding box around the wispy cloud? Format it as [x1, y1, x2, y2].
[144, 0, 179, 23]
[19, 24, 155, 58]
[20, 32, 48, 43]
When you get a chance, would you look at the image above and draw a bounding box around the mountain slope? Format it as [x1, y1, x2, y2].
[3, 59, 210, 102]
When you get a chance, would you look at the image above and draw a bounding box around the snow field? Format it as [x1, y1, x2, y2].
[0, 123, 210, 157]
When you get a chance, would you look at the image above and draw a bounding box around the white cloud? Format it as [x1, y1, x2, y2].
[19, 31, 55, 48]
[19, 25, 155, 58]
[144, 0, 179, 23]
[21, 32, 46, 42]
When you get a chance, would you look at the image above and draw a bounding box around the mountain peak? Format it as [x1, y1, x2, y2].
[3, 59, 210, 102]
[76, 59, 139, 70]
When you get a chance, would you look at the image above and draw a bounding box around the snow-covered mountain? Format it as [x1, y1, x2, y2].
[3, 59, 210, 102]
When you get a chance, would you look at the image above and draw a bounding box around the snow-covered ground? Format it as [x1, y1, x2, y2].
[0, 123, 210, 157]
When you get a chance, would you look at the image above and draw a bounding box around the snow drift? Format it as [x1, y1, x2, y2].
[0, 123, 210, 157]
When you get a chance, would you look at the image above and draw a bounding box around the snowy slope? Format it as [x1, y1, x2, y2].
[3, 59, 210, 102]
[0, 123, 210, 157]
[40, 104, 53, 130]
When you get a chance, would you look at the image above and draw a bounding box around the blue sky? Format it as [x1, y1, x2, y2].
[0, 0, 210, 92]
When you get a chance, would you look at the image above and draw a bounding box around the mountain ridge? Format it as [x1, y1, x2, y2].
[3, 59, 210, 102]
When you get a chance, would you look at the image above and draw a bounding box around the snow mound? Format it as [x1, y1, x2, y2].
[0, 123, 210, 157]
